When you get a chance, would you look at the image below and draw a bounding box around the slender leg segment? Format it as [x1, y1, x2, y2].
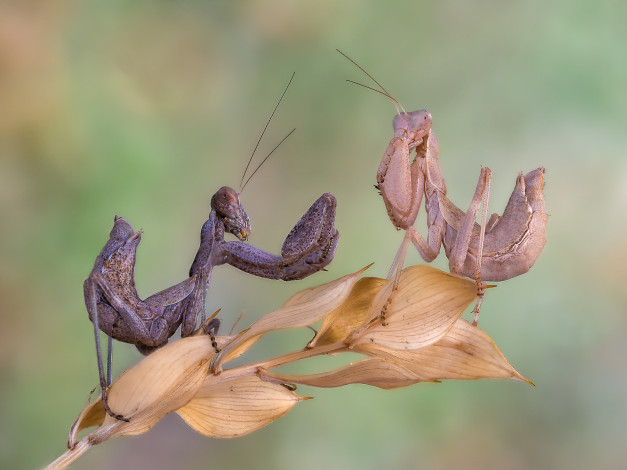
[445, 168, 493, 325]
[470, 168, 492, 325]
[381, 231, 411, 325]
[88, 282, 129, 422]
[106, 335, 113, 386]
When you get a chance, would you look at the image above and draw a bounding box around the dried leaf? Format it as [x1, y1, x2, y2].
[69, 335, 219, 447]
[259, 357, 425, 390]
[193, 329, 260, 365]
[350, 266, 476, 350]
[213, 266, 369, 372]
[177, 375, 304, 438]
[68, 400, 105, 443]
[308, 277, 387, 348]
[209, 332, 263, 364]
[357, 319, 531, 383]
[57, 263, 531, 469]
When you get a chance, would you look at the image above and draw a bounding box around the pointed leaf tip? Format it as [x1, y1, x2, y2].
[358, 319, 530, 383]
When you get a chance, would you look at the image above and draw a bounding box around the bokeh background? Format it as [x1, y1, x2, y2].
[1, 1, 626, 469]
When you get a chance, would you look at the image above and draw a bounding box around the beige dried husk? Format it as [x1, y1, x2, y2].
[49, 265, 529, 469]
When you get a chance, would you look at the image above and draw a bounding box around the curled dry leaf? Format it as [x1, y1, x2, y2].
[52, 263, 532, 468]
[69, 335, 222, 448]
[348, 266, 477, 350]
[258, 357, 425, 390]
[213, 266, 369, 372]
[308, 277, 387, 348]
[357, 319, 531, 383]
[177, 375, 304, 438]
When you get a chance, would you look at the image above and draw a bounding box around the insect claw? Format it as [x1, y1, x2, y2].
[87, 385, 98, 403]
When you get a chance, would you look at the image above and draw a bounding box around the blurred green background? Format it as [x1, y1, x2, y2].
[1, 0, 626, 469]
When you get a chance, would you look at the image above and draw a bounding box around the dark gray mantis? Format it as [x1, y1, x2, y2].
[338, 50, 547, 325]
[83, 75, 339, 420]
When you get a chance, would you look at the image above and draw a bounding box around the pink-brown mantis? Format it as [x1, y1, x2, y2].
[83, 74, 339, 420]
[338, 50, 547, 325]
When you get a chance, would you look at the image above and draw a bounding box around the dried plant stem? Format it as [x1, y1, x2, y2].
[48, 343, 349, 469]
[49, 265, 532, 469]
[216, 343, 348, 382]
[45, 438, 92, 469]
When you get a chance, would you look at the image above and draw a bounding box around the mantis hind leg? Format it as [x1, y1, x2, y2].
[86, 281, 129, 422]
[201, 318, 221, 353]
[448, 167, 493, 325]
[472, 167, 492, 325]
[193, 314, 222, 353]
[380, 231, 411, 325]
[106, 335, 113, 386]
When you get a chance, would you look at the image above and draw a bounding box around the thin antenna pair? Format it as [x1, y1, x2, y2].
[336, 49, 407, 115]
[241, 51, 404, 192]
[239, 72, 296, 194]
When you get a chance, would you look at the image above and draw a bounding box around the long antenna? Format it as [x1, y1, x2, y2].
[239, 72, 295, 190]
[346, 80, 399, 102]
[336, 49, 406, 114]
[240, 128, 296, 193]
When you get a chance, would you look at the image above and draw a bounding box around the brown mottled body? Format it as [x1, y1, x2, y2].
[87, 189, 338, 351]
[387, 111, 547, 280]
[338, 50, 547, 323]
[84, 218, 197, 352]
[204, 190, 339, 281]
[83, 71, 340, 420]
[437, 168, 547, 282]
[379, 109, 547, 323]
[84, 187, 338, 420]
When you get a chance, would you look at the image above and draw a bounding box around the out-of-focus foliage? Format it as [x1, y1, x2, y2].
[1, 1, 626, 469]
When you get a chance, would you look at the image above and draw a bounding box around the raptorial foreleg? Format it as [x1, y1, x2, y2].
[218, 193, 339, 281]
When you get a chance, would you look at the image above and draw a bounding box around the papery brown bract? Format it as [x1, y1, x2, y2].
[258, 358, 425, 390]
[69, 335, 222, 447]
[213, 266, 369, 371]
[347, 266, 477, 350]
[356, 319, 530, 383]
[177, 375, 304, 438]
[259, 266, 528, 390]
[308, 277, 387, 348]
[55, 264, 531, 470]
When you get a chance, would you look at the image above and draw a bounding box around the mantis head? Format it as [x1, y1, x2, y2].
[211, 186, 251, 241]
[110, 216, 136, 243]
[109, 216, 141, 246]
[393, 110, 432, 146]
[103, 216, 142, 263]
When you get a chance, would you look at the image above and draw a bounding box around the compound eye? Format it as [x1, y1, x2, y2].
[410, 110, 432, 131]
